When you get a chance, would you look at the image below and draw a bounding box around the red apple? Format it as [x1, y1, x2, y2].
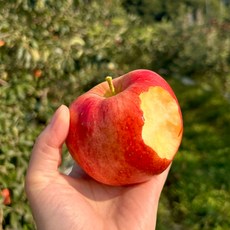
[1, 188, 11, 205]
[0, 40, 5, 47]
[66, 69, 183, 186]
[33, 69, 42, 78]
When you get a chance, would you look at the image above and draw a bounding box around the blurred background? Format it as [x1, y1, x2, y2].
[0, 0, 230, 229]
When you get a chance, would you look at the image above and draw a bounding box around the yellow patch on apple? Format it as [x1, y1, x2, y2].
[140, 86, 182, 160]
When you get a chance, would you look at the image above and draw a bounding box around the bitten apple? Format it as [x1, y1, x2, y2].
[66, 69, 183, 186]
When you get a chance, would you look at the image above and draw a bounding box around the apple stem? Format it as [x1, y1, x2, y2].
[105, 76, 116, 95]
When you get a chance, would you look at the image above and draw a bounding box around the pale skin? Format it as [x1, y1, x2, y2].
[25, 105, 171, 230]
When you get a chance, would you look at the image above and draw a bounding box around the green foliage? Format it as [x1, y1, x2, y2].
[0, 0, 230, 229]
[157, 80, 230, 230]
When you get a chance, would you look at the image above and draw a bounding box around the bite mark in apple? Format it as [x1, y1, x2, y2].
[140, 86, 183, 160]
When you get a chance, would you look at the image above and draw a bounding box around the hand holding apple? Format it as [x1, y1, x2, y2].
[66, 69, 183, 186]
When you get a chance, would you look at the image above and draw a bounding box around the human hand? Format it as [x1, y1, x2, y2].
[25, 105, 170, 230]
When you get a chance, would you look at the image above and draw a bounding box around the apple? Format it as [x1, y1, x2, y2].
[33, 69, 42, 78]
[1, 188, 11, 205]
[0, 40, 5, 47]
[66, 69, 183, 186]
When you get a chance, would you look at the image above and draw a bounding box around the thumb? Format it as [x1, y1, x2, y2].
[26, 105, 70, 183]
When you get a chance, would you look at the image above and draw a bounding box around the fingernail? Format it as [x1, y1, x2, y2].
[49, 105, 64, 128]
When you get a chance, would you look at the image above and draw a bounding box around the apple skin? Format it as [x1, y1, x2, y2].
[66, 69, 183, 186]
